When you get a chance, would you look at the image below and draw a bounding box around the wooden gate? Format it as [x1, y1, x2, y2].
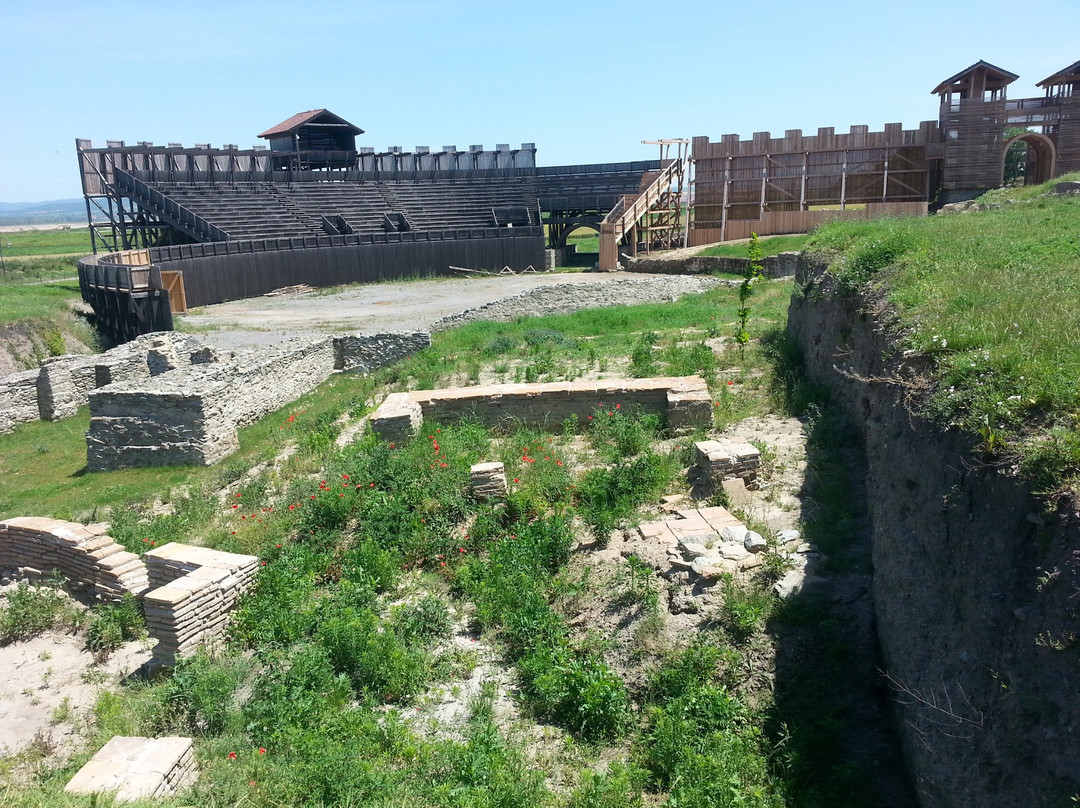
[160, 270, 187, 313]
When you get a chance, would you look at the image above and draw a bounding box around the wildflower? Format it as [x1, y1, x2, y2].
[440, 561, 446, 567]
[369, 482, 375, 488]
[232, 504, 239, 509]
[727, 381, 733, 386]
[227, 752, 237, 760]
[289, 504, 295, 510]
[275, 543, 281, 549]
[513, 478, 519, 483]
[342, 474, 349, 480]
[261, 561, 266, 566]
[259, 747, 266, 755]
[616, 403, 621, 409]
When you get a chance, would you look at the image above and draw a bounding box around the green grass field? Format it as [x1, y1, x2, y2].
[0, 227, 93, 257]
[808, 174, 1080, 487]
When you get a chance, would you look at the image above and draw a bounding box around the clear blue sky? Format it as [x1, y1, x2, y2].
[2, 0, 1078, 203]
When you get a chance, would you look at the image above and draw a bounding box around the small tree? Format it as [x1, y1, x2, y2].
[734, 232, 763, 352]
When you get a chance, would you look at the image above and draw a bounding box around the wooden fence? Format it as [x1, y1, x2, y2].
[689, 202, 927, 246]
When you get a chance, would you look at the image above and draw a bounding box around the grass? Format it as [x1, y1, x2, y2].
[806, 174, 1080, 488]
[0, 228, 93, 258]
[698, 233, 812, 259]
[0, 280, 879, 807]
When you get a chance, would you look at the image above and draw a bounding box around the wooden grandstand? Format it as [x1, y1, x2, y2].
[76, 110, 665, 340]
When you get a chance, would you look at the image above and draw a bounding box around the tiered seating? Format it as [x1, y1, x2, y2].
[382, 177, 539, 230]
[278, 182, 396, 233]
[151, 182, 323, 239]
[536, 162, 660, 211]
[146, 174, 541, 240]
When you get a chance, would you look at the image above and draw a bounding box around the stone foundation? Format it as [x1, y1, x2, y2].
[142, 543, 259, 667]
[333, 331, 432, 373]
[694, 439, 762, 488]
[0, 369, 42, 434]
[86, 337, 335, 470]
[370, 377, 713, 439]
[64, 735, 197, 802]
[0, 517, 148, 601]
[0, 332, 219, 435]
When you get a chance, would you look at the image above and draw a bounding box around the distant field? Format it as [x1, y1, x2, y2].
[1, 227, 93, 257]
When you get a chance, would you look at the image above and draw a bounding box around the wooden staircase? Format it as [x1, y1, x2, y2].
[598, 158, 685, 270]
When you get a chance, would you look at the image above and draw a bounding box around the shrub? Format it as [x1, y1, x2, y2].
[316, 608, 428, 703]
[520, 645, 629, 741]
[391, 594, 453, 645]
[0, 580, 78, 644]
[568, 761, 648, 808]
[157, 651, 246, 736]
[243, 643, 350, 741]
[577, 452, 671, 546]
[85, 593, 145, 657]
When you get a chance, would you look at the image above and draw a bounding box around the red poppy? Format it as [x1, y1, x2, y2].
[227, 752, 237, 760]
[259, 747, 266, 755]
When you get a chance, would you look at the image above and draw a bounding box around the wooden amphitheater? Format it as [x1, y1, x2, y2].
[77, 59, 1079, 341]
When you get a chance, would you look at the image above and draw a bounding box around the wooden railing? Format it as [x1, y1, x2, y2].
[116, 169, 231, 242]
[598, 159, 683, 270]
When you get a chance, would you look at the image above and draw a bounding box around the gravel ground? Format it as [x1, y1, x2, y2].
[177, 272, 729, 350]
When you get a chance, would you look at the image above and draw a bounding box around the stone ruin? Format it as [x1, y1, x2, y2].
[370, 376, 714, 442]
[0, 329, 432, 469]
[0, 518, 258, 667]
[64, 735, 198, 803]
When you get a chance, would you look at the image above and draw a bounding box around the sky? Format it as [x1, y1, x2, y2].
[2, 0, 1078, 203]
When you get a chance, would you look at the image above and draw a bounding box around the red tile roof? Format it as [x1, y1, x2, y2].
[258, 109, 364, 139]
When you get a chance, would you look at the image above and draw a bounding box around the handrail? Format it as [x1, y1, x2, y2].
[116, 169, 231, 242]
[601, 158, 683, 238]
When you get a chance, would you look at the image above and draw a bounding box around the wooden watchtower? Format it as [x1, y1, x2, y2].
[932, 60, 1018, 193]
[258, 109, 364, 171]
[1036, 60, 1080, 176]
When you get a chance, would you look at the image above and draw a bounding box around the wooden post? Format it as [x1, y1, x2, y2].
[882, 150, 889, 202]
[800, 152, 808, 210]
[721, 157, 730, 242]
[840, 150, 848, 210]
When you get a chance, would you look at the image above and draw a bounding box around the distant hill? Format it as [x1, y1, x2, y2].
[0, 199, 102, 226]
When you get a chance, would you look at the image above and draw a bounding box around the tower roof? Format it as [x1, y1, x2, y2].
[931, 60, 1019, 95]
[1037, 59, 1080, 88]
[258, 109, 364, 139]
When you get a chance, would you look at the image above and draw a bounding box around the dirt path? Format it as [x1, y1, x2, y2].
[178, 271, 669, 350]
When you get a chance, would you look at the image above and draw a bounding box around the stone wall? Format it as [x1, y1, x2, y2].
[0, 516, 260, 666]
[0, 369, 42, 434]
[142, 543, 259, 667]
[333, 332, 432, 373]
[788, 256, 1080, 806]
[623, 251, 800, 279]
[0, 332, 218, 434]
[0, 517, 148, 601]
[371, 377, 713, 442]
[87, 337, 335, 470]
